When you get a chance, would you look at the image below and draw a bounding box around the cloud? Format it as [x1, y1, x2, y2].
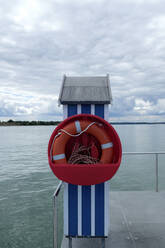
[0, 0, 165, 121]
[0, 87, 62, 120]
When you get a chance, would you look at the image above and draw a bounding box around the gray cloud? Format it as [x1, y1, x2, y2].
[0, 0, 165, 121]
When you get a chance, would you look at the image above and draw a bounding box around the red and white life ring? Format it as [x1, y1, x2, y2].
[52, 120, 113, 164]
[48, 114, 122, 185]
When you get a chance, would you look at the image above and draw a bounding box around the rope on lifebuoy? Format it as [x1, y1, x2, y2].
[68, 144, 100, 164]
[50, 122, 96, 161]
[52, 120, 113, 164]
[56, 121, 96, 138]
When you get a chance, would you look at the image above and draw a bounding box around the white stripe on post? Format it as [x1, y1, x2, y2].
[104, 104, 109, 122]
[104, 104, 110, 236]
[64, 182, 69, 235]
[53, 154, 65, 161]
[63, 105, 68, 236]
[91, 104, 95, 115]
[77, 104, 81, 114]
[101, 142, 113, 149]
[104, 181, 110, 236]
[63, 105, 68, 119]
[78, 186, 82, 236]
[91, 185, 95, 236]
[75, 121, 81, 133]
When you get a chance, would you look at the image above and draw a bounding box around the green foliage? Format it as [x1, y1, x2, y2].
[7, 119, 14, 123]
[0, 120, 61, 126]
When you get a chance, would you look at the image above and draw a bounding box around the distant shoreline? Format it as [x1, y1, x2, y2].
[0, 120, 61, 126]
[0, 120, 165, 126]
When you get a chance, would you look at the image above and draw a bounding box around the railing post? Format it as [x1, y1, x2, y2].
[54, 194, 58, 248]
[53, 182, 63, 248]
[155, 153, 159, 192]
[69, 237, 72, 248]
[101, 238, 105, 248]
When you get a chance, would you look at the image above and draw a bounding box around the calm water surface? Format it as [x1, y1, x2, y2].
[0, 125, 165, 248]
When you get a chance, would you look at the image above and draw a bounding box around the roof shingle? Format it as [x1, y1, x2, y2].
[59, 74, 112, 104]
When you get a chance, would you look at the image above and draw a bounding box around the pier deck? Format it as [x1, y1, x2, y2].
[61, 191, 165, 248]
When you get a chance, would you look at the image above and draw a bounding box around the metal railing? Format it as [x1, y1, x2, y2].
[123, 152, 165, 192]
[53, 151, 165, 248]
[53, 181, 63, 248]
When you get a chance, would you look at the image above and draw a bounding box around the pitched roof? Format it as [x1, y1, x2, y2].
[58, 74, 112, 104]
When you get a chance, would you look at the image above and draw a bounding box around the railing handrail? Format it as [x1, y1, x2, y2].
[123, 151, 165, 155]
[122, 151, 165, 193]
[54, 181, 63, 197]
[54, 181, 63, 248]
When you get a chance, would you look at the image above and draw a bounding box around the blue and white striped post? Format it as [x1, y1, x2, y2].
[63, 104, 110, 237]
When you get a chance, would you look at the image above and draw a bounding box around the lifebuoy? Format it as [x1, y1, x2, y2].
[48, 114, 122, 185]
[52, 120, 113, 164]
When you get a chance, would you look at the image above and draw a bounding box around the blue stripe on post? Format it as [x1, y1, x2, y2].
[68, 184, 78, 236]
[81, 104, 91, 114]
[95, 104, 104, 119]
[81, 104, 92, 236]
[82, 186, 91, 236]
[95, 104, 105, 236]
[68, 104, 77, 117]
[68, 104, 78, 236]
[95, 183, 104, 236]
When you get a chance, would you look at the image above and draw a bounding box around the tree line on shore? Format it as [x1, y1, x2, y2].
[0, 119, 165, 126]
[0, 119, 61, 126]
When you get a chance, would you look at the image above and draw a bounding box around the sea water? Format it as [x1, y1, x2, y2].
[0, 125, 165, 248]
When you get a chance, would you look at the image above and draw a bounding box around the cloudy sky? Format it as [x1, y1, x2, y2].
[0, 0, 165, 121]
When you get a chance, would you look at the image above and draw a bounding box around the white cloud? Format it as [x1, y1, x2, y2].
[0, 0, 165, 121]
[0, 87, 62, 120]
[153, 99, 165, 115]
[9, 0, 47, 31]
[134, 99, 153, 114]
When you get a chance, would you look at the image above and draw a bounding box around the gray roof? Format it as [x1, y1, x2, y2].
[58, 74, 112, 104]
